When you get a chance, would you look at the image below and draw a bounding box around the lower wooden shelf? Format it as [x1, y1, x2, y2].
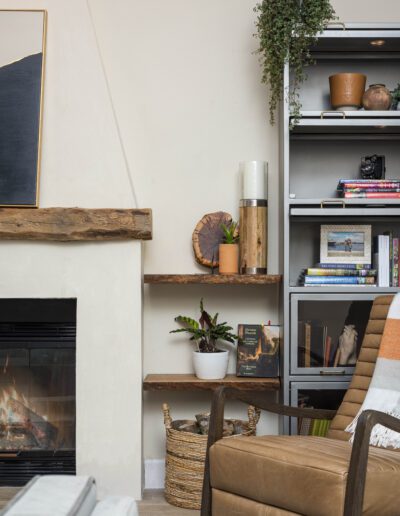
[144, 274, 282, 285]
[143, 374, 280, 391]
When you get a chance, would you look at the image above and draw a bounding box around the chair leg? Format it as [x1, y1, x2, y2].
[201, 387, 227, 516]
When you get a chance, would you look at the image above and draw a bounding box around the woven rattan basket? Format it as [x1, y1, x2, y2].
[162, 403, 260, 510]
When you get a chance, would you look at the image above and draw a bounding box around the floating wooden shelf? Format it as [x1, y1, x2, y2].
[143, 374, 280, 391]
[144, 274, 282, 285]
[0, 208, 152, 241]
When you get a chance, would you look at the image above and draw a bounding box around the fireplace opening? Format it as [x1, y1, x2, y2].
[0, 299, 76, 485]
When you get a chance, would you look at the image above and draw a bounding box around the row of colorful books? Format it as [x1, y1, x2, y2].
[299, 417, 331, 437]
[298, 320, 340, 368]
[302, 263, 377, 287]
[337, 179, 400, 199]
[373, 233, 399, 287]
[298, 395, 331, 436]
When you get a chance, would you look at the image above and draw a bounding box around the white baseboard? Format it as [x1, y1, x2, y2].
[145, 459, 165, 489]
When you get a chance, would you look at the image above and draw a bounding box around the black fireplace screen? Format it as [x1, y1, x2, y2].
[0, 300, 76, 485]
[0, 322, 76, 452]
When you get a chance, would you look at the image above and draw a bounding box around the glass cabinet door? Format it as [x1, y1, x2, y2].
[290, 294, 374, 375]
[290, 381, 349, 436]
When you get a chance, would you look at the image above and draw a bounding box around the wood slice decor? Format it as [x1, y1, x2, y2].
[192, 211, 233, 268]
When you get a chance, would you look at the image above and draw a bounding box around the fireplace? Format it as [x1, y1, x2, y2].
[0, 299, 76, 485]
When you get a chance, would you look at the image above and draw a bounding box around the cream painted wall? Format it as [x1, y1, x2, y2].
[0, 0, 136, 209]
[89, 0, 400, 470]
[89, 0, 280, 466]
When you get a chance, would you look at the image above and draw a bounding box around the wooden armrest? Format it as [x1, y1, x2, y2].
[201, 386, 336, 516]
[221, 387, 336, 420]
[344, 409, 400, 516]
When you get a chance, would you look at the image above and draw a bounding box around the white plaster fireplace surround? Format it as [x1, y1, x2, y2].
[0, 0, 150, 499]
[0, 240, 142, 499]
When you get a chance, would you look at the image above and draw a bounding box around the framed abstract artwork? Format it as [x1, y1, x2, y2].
[0, 10, 47, 207]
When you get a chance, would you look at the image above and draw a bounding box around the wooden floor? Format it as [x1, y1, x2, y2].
[0, 487, 21, 509]
[0, 487, 198, 515]
[138, 490, 199, 515]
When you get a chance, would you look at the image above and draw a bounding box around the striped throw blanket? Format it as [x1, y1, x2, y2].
[346, 293, 400, 448]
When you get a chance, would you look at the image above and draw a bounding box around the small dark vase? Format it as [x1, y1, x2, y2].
[362, 84, 392, 110]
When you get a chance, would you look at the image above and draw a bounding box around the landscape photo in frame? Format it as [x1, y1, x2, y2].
[320, 224, 372, 265]
[0, 10, 46, 207]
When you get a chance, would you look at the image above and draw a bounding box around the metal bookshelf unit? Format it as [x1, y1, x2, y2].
[281, 24, 400, 434]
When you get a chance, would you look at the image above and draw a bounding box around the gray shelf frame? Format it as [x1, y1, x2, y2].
[290, 208, 400, 217]
[281, 23, 400, 435]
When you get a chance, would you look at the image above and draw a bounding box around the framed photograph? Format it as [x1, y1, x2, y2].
[0, 10, 47, 207]
[320, 225, 372, 265]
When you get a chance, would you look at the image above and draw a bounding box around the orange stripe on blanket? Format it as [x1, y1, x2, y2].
[379, 318, 400, 360]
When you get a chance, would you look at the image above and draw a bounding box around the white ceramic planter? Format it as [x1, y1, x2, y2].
[192, 350, 229, 380]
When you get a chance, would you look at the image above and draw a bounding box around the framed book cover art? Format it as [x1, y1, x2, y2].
[0, 10, 47, 207]
[320, 225, 372, 265]
[237, 324, 280, 378]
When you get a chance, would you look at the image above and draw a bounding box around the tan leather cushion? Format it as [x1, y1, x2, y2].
[210, 435, 400, 516]
[212, 489, 299, 515]
[328, 295, 393, 441]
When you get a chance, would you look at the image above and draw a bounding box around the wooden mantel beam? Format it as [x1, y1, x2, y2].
[0, 208, 152, 241]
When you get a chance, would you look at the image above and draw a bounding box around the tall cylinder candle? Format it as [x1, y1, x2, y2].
[239, 200, 268, 274]
[239, 161, 268, 274]
[240, 161, 267, 200]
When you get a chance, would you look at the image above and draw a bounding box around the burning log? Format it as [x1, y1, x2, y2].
[7, 398, 58, 448]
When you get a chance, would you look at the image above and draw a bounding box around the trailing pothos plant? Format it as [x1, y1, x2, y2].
[170, 298, 239, 353]
[221, 221, 239, 244]
[254, 0, 337, 126]
[391, 83, 400, 109]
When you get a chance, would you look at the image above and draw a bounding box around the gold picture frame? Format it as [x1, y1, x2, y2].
[0, 10, 47, 207]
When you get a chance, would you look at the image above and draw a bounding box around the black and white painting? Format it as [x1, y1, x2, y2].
[0, 10, 46, 206]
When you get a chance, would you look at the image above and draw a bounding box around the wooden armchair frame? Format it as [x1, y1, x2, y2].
[201, 386, 400, 516]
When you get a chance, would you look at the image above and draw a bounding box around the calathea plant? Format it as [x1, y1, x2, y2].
[170, 299, 239, 353]
[254, 0, 337, 125]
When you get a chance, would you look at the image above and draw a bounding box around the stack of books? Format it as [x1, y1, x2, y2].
[337, 179, 400, 199]
[298, 320, 332, 367]
[302, 263, 377, 287]
[374, 233, 399, 287]
[298, 319, 346, 369]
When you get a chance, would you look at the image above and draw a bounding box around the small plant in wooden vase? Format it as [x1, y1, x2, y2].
[170, 299, 239, 380]
[219, 221, 239, 274]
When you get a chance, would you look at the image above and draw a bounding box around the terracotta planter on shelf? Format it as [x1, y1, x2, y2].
[362, 84, 392, 110]
[219, 243, 239, 274]
[329, 73, 366, 110]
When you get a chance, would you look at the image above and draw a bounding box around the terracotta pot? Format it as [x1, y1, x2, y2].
[362, 84, 392, 111]
[329, 73, 366, 110]
[219, 244, 239, 274]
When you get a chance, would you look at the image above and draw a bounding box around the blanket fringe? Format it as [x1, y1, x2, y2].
[346, 409, 400, 448]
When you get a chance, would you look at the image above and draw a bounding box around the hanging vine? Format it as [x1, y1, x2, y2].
[254, 0, 337, 126]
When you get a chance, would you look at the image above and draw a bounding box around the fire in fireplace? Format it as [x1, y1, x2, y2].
[0, 299, 76, 485]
